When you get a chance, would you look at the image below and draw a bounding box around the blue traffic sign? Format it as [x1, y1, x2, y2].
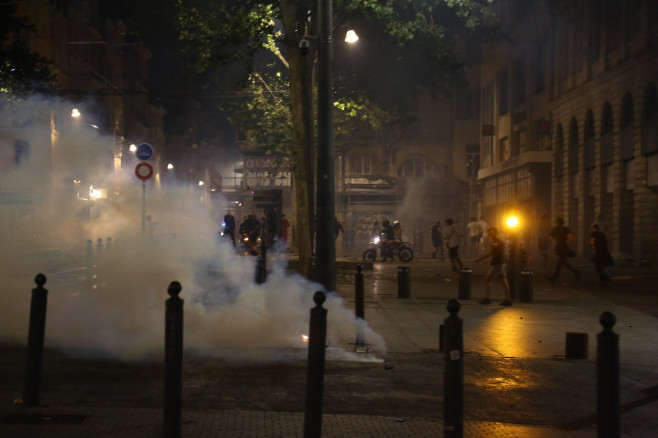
[136, 143, 154, 161]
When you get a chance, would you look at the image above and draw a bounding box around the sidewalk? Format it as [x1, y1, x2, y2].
[1, 256, 656, 437]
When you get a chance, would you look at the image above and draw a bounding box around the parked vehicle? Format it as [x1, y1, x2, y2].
[362, 236, 414, 262]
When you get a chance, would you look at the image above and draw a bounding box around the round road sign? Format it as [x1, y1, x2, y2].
[135, 162, 154, 180]
[136, 143, 154, 161]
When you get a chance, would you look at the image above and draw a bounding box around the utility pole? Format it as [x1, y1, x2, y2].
[315, 0, 336, 292]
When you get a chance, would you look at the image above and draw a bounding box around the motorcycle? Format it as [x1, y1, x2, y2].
[238, 232, 260, 256]
[362, 236, 414, 263]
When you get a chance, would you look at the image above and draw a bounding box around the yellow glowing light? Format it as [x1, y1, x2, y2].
[71, 108, 81, 118]
[506, 216, 519, 228]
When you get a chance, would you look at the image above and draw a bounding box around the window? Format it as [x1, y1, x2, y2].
[512, 57, 526, 107]
[535, 40, 546, 94]
[499, 137, 510, 162]
[555, 125, 565, 178]
[498, 69, 509, 115]
[398, 159, 439, 179]
[350, 155, 372, 175]
[465, 145, 480, 179]
[568, 118, 579, 174]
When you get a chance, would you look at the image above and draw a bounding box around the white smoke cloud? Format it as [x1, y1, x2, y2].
[0, 95, 385, 363]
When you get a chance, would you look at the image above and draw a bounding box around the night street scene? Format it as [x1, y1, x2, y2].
[1, 1, 657, 437]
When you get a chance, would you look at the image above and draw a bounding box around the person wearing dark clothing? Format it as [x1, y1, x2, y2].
[590, 224, 613, 286]
[335, 217, 344, 240]
[380, 220, 395, 261]
[431, 220, 444, 260]
[548, 217, 581, 283]
[266, 209, 277, 247]
[537, 213, 550, 267]
[476, 227, 512, 306]
[223, 211, 236, 247]
[239, 214, 261, 243]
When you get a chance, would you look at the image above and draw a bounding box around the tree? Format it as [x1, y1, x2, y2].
[0, 3, 56, 98]
[176, 0, 493, 278]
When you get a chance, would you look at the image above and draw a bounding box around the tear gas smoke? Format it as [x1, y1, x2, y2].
[0, 96, 385, 362]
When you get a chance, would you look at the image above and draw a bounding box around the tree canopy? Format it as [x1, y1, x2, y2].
[172, 0, 492, 278]
[0, 3, 56, 98]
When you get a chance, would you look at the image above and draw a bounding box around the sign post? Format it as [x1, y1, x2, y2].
[135, 161, 154, 236]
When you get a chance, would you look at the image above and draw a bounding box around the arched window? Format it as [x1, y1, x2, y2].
[555, 124, 565, 178]
[568, 117, 579, 174]
[584, 110, 596, 169]
[642, 83, 658, 156]
[600, 102, 614, 165]
[619, 93, 634, 161]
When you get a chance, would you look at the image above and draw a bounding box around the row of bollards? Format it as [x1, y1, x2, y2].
[355, 266, 618, 437]
[18, 266, 619, 437]
[439, 298, 620, 438]
[20, 272, 330, 438]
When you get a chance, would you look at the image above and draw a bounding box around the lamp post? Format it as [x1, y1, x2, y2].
[506, 214, 520, 300]
[315, 0, 336, 292]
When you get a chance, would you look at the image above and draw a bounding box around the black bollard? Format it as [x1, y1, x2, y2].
[458, 267, 472, 300]
[443, 299, 463, 438]
[597, 311, 619, 438]
[85, 239, 93, 286]
[355, 265, 365, 347]
[95, 237, 104, 288]
[164, 282, 184, 438]
[519, 269, 534, 302]
[304, 291, 327, 438]
[255, 243, 267, 284]
[23, 274, 48, 406]
[397, 266, 410, 298]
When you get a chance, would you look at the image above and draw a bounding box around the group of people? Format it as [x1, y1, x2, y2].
[430, 215, 614, 307]
[431, 217, 488, 272]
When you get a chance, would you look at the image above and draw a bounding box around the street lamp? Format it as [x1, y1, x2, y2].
[315, 0, 336, 291]
[505, 213, 520, 300]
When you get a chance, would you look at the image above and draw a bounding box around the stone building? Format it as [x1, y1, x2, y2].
[477, 0, 658, 263]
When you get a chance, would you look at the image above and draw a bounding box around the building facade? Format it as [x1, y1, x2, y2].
[477, 0, 658, 263]
[1, 1, 166, 244]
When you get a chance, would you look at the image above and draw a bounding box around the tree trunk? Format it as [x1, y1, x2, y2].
[281, 0, 315, 278]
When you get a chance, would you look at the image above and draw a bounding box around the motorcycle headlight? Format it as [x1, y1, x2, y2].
[374, 237, 380, 244]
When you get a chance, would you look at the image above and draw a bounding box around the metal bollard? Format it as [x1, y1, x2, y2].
[164, 282, 184, 438]
[23, 274, 48, 406]
[85, 239, 93, 285]
[519, 269, 533, 302]
[597, 311, 619, 438]
[355, 265, 365, 347]
[95, 237, 104, 288]
[443, 299, 463, 438]
[397, 266, 410, 298]
[304, 292, 327, 438]
[458, 267, 472, 300]
[255, 243, 267, 284]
